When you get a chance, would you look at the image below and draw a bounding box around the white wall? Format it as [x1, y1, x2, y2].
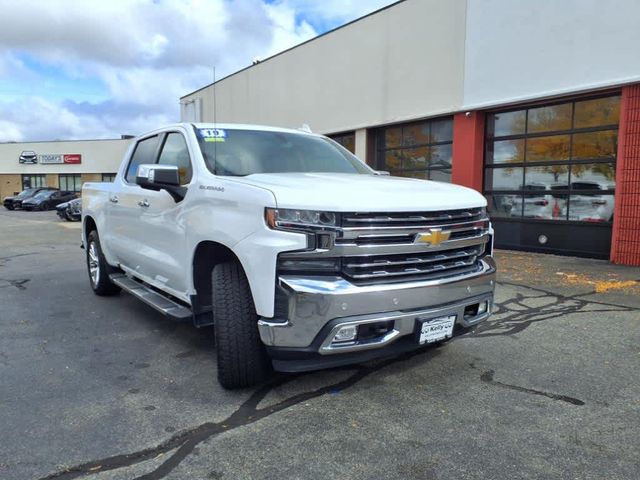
[181, 0, 467, 134]
[0, 139, 131, 174]
[463, 0, 640, 108]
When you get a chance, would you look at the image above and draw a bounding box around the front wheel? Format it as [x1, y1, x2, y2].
[86, 230, 120, 296]
[5, 204, 14, 210]
[212, 261, 271, 389]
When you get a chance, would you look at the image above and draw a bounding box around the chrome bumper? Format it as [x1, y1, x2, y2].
[258, 256, 496, 352]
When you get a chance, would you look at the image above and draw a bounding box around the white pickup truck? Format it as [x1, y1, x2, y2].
[82, 123, 496, 389]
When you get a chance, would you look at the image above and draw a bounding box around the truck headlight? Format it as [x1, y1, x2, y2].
[265, 208, 339, 231]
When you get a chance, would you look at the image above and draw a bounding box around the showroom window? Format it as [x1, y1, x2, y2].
[329, 132, 356, 154]
[21, 174, 46, 189]
[376, 117, 453, 182]
[485, 95, 620, 223]
[102, 173, 117, 182]
[59, 174, 82, 192]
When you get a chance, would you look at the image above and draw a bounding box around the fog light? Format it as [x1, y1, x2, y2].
[332, 325, 358, 343]
[477, 301, 488, 315]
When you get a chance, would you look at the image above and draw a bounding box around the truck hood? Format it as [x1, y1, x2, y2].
[230, 173, 486, 212]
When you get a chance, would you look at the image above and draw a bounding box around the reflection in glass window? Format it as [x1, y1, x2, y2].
[568, 194, 614, 222]
[377, 116, 453, 182]
[431, 118, 453, 143]
[572, 130, 617, 159]
[527, 103, 572, 133]
[574, 96, 620, 128]
[429, 169, 451, 183]
[490, 139, 525, 164]
[484, 167, 524, 191]
[570, 163, 616, 189]
[486, 194, 519, 218]
[158, 133, 192, 184]
[491, 110, 526, 137]
[525, 165, 569, 188]
[485, 95, 619, 224]
[526, 135, 570, 162]
[431, 144, 452, 168]
[329, 132, 356, 154]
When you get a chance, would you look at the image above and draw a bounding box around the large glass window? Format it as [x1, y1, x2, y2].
[59, 174, 82, 192]
[21, 174, 46, 189]
[485, 95, 620, 223]
[376, 117, 453, 182]
[329, 132, 356, 154]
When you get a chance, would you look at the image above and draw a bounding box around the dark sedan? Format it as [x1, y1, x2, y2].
[3, 187, 57, 210]
[22, 190, 77, 211]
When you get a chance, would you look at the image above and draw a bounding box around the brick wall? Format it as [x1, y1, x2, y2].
[611, 84, 640, 265]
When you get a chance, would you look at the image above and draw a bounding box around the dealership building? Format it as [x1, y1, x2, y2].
[0, 138, 131, 200]
[181, 0, 640, 266]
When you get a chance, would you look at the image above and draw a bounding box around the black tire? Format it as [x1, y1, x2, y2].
[86, 230, 121, 296]
[5, 204, 14, 210]
[212, 261, 271, 389]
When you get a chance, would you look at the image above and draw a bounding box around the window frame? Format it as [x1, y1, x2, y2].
[375, 116, 454, 181]
[124, 134, 162, 185]
[484, 93, 620, 224]
[156, 131, 194, 186]
[58, 174, 82, 193]
[101, 173, 117, 182]
[328, 131, 356, 154]
[21, 174, 47, 189]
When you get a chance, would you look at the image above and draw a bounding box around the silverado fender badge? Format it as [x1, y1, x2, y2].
[415, 228, 451, 246]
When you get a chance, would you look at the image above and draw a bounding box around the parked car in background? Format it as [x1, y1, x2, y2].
[22, 190, 77, 211]
[56, 197, 82, 221]
[3, 187, 57, 210]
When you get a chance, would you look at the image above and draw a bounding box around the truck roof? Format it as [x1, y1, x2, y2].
[138, 122, 317, 139]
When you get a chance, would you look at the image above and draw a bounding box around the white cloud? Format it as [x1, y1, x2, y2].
[0, 0, 396, 142]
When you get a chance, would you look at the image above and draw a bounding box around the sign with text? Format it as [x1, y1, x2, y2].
[39, 154, 63, 164]
[63, 154, 82, 164]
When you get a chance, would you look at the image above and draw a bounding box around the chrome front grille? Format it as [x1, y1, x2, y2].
[342, 244, 484, 283]
[278, 207, 492, 285]
[342, 207, 485, 228]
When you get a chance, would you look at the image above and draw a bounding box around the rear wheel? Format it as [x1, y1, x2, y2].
[212, 261, 271, 389]
[5, 204, 14, 210]
[86, 230, 120, 296]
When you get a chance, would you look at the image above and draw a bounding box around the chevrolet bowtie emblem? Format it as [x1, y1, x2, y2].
[415, 228, 451, 246]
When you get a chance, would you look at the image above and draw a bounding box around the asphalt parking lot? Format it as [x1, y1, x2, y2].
[1, 209, 639, 480]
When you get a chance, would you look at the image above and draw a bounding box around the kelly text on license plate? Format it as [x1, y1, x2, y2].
[419, 315, 456, 344]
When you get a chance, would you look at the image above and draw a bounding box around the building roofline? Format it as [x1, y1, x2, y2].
[179, 0, 406, 100]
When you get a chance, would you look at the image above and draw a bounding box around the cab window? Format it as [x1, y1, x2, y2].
[126, 135, 160, 183]
[157, 133, 193, 184]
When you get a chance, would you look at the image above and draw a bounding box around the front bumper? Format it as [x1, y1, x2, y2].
[258, 256, 496, 370]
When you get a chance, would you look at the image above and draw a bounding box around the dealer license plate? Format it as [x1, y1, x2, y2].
[418, 315, 456, 344]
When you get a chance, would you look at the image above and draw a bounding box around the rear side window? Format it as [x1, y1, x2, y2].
[157, 133, 193, 184]
[126, 136, 159, 183]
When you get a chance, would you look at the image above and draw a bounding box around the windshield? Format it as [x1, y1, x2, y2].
[16, 189, 36, 199]
[32, 190, 53, 200]
[195, 128, 372, 176]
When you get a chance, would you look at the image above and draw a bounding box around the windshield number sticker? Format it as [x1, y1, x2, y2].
[200, 128, 227, 142]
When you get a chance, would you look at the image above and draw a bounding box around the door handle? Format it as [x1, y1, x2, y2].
[138, 199, 150, 208]
[109, 195, 119, 203]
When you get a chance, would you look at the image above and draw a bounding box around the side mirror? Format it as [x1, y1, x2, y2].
[136, 164, 186, 202]
[375, 170, 391, 176]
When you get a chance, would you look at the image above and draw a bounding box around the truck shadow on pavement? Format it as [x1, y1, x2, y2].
[39, 281, 636, 480]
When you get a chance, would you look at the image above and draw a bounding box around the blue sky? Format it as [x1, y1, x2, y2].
[0, 0, 396, 142]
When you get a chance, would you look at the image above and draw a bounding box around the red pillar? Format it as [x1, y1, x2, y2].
[611, 84, 640, 265]
[451, 111, 485, 192]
